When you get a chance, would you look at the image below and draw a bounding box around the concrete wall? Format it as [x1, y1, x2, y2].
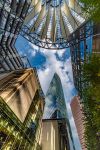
[41, 120, 60, 150]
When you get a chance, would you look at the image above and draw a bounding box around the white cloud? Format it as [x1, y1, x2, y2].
[56, 49, 65, 57]
[29, 43, 81, 149]
[30, 42, 39, 51]
[38, 66, 54, 95]
[28, 48, 37, 57]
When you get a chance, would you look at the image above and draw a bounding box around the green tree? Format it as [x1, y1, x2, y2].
[82, 54, 100, 150]
[79, 0, 100, 22]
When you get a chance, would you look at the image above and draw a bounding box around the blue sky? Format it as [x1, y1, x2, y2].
[15, 35, 82, 150]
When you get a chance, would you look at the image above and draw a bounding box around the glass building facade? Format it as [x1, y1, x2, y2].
[70, 21, 100, 97]
[43, 73, 75, 150]
[70, 22, 100, 149]
[0, 0, 31, 72]
[43, 73, 67, 119]
[0, 69, 45, 150]
[70, 21, 92, 97]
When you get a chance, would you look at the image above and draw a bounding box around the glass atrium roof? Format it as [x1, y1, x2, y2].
[22, 0, 85, 49]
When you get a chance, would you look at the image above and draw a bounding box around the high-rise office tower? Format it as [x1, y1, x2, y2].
[0, 0, 31, 71]
[43, 73, 67, 119]
[0, 68, 45, 150]
[70, 96, 87, 150]
[41, 73, 75, 150]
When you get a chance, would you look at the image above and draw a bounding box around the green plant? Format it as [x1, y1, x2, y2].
[82, 54, 100, 149]
[79, 0, 100, 22]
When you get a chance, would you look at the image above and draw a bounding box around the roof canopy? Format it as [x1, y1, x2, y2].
[21, 0, 85, 49]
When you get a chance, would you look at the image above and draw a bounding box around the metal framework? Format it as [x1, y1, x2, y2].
[70, 21, 100, 97]
[0, 0, 31, 72]
[21, 0, 85, 49]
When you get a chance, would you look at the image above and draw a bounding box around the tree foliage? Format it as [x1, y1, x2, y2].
[79, 0, 100, 22]
[82, 54, 100, 150]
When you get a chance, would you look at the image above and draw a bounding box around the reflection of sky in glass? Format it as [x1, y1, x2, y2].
[86, 22, 93, 53]
[86, 36, 93, 53]
[15, 36, 46, 69]
[79, 21, 93, 60]
[43, 74, 67, 119]
[80, 41, 84, 60]
[80, 36, 93, 60]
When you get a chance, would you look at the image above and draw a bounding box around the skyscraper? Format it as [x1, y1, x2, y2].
[70, 96, 87, 150]
[41, 73, 75, 150]
[43, 73, 67, 119]
[0, 68, 45, 150]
